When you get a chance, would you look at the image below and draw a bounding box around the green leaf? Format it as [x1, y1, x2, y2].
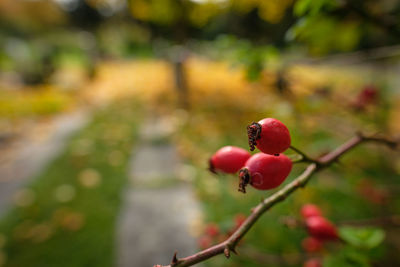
[324, 247, 371, 267]
[294, 0, 339, 17]
[324, 254, 351, 267]
[339, 226, 385, 249]
[294, 0, 313, 16]
[344, 248, 371, 267]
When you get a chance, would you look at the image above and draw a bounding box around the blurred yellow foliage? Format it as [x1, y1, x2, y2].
[129, 0, 180, 24]
[84, 60, 175, 105]
[81, 57, 388, 123]
[0, 0, 66, 28]
[389, 99, 400, 133]
[189, 2, 223, 27]
[0, 88, 73, 118]
[288, 64, 370, 97]
[258, 0, 293, 23]
[129, 0, 152, 20]
[186, 57, 268, 106]
[129, 0, 294, 26]
[230, 0, 258, 13]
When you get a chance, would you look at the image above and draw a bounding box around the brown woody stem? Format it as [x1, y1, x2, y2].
[156, 133, 398, 267]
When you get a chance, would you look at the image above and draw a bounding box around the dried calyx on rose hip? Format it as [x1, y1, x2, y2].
[209, 146, 251, 174]
[238, 152, 292, 193]
[247, 118, 291, 155]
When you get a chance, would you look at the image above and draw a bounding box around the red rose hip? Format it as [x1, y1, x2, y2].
[238, 153, 292, 193]
[247, 118, 291, 155]
[303, 258, 322, 267]
[306, 216, 338, 241]
[302, 237, 323, 252]
[209, 146, 251, 174]
[301, 204, 322, 219]
[204, 223, 220, 237]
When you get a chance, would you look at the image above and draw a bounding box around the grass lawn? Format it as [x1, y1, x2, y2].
[0, 99, 142, 267]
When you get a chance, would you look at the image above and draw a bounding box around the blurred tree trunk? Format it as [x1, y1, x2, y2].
[171, 0, 189, 109]
[173, 55, 189, 109]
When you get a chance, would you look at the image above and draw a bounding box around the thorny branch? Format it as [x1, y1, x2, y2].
[156, 133, 398, 267]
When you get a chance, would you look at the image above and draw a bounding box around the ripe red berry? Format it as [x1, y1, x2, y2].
[238, 153, 292, 193]
[205, 223, 220, 237]
[301, 204, 322, 219]
[352, 85, 379, 110]
[302, 237, 323, 252]
[306, 216, 338, 241]
[209, 146, 251, 174]
[358, 85, 378, 104]
[247, 118, 291, 155]
[303, 258, 322, 267]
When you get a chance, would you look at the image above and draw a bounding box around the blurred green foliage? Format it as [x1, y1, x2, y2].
[339, 227, 385, 249]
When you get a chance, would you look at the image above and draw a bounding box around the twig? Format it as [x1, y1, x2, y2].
[318, 133, 398, 166]
[156, 134, 398, 267]
[289, 145, 316, 164]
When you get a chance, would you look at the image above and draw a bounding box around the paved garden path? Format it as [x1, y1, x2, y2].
[0, 111, 90, 216]
[117, 117, 202, 267]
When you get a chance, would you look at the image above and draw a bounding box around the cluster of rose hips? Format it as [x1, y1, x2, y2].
[198, 214, 247, 249]
[208, 119, 339, 267]
[209, 118, 292, 193]
[300, 204, 339, 267]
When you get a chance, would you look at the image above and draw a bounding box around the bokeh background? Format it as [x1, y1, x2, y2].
[0, 0, 400, 266]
